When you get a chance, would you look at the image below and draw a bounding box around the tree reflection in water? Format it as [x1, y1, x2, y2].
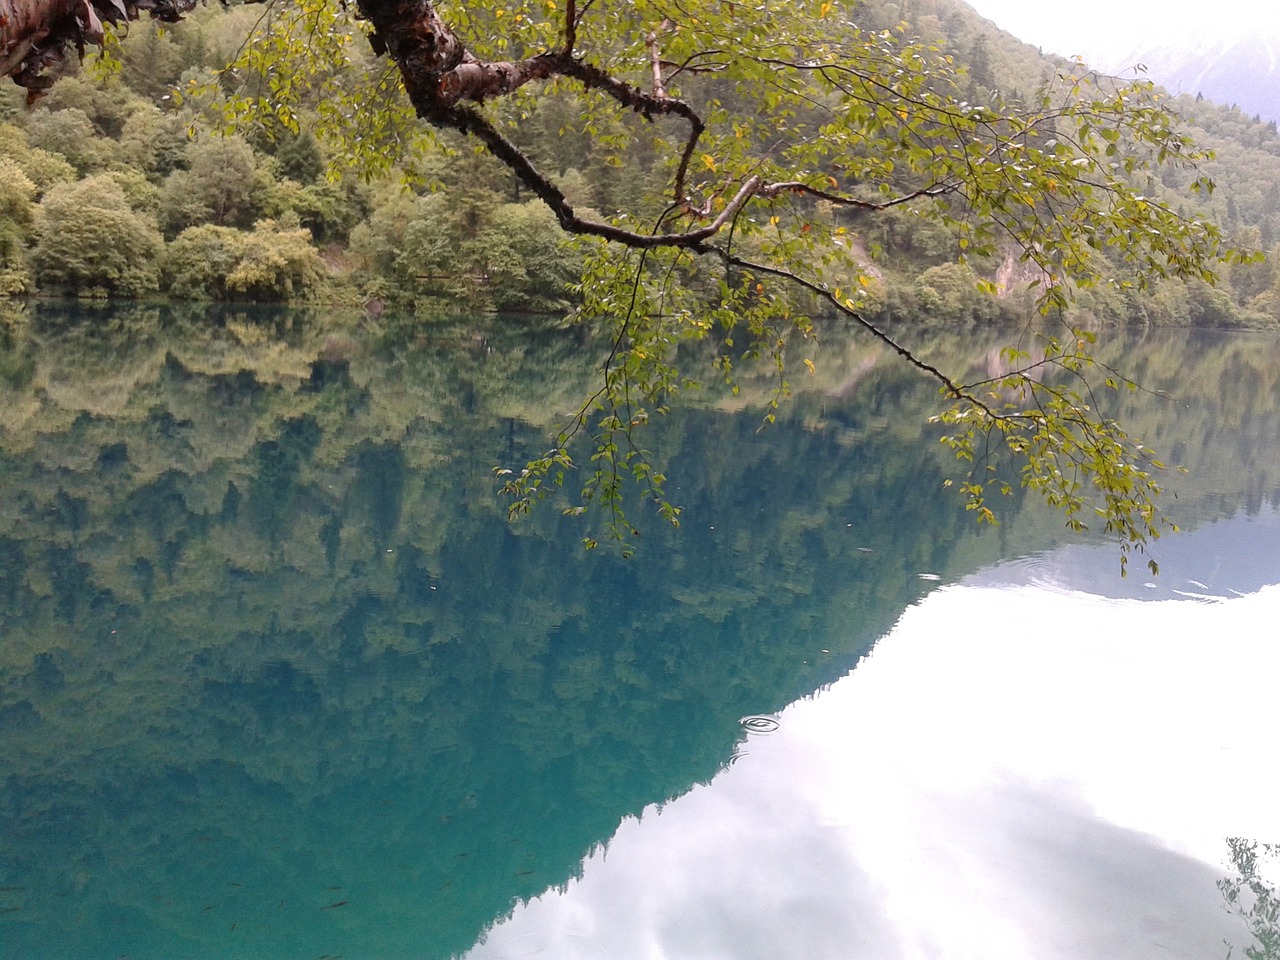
[1, 302, 1280, 958]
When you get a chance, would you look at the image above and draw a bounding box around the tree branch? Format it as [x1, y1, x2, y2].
[645, 18, 671, 98]
[709, 248, 982, 405]
[759, 180, 960, 209]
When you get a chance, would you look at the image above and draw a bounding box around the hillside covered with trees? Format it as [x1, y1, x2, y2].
[0, 0, 1277, 330]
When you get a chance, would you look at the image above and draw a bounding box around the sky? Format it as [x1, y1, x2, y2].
[963, 0, 1279, 68]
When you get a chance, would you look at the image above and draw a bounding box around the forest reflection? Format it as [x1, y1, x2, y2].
[1, 301, 1278, 958]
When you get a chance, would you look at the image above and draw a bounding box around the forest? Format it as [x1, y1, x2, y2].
[1, 0, 1278, 328]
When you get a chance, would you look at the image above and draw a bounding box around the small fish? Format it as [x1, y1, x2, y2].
[515, 870, 534, 877]
[321, 900, 348, 910]
[0, 887, 26, 892]
[0, 906, 22, 914]
[228, 882, 242, 888]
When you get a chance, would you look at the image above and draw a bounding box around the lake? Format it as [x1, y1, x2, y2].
[1, 301, 1278, 959]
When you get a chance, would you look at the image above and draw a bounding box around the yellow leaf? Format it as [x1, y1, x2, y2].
[769, 215, 779, 226]
[819, 2, 832, 17]
[701, 154, 717, 171]
[857, 275, 869, 287]
[804, 358, 816, 374]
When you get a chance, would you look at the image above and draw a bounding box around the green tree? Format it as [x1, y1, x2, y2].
[915, 262, 1000, 323]
[272, 128, 325, 185]
[163, 223, 248, 299]
[36, 72, 143, 138]
[159, 134, 262, 235]
[23, 106, 116, 174]
[966, 34, 995, 101]
[1220, 839, 1280, 960]
[348, 186, 448, 304]
[224, 217, 326, 301]
[165, 218, 324, 301]
[119, 20, 185, 100]
[31, 175, 163, 296]
[0, 123, 77, 197]
[118, 106, 190, 177]
[0, 157, 35, 294]
[479, 200, 583, 313]
[260, 176, 361, 244]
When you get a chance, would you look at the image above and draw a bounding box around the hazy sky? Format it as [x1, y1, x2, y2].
[963, 0, 1279, 67]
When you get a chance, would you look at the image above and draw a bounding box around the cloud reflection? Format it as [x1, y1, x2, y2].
[466, 521, 1280, 959]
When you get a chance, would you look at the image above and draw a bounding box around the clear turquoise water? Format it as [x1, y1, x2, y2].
[1, 305, 1278, 959]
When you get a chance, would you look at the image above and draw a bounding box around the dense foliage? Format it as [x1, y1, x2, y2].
[0, 0, 1274, 323]
[1, 0, 1275, 563]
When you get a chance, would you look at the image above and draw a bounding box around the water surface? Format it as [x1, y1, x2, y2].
[1, 303, 1278, 958]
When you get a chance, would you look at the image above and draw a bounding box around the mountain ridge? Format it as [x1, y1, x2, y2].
[1099, 33, 1280, 121]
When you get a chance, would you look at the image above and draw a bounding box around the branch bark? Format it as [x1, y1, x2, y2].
[1, 0, 194, 98]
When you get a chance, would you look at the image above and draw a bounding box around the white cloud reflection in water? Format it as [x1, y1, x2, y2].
[466, 513, 1280, 960]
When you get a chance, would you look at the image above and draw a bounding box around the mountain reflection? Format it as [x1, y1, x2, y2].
[1, 303, 1279, 958]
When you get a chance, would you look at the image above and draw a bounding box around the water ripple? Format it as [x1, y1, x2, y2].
[738, 715, 780, 734]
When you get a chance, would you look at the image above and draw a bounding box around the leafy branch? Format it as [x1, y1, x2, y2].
[177, 0, 1243, 558]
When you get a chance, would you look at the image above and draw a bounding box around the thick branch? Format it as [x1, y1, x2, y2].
[355, 0, 708, 203]
[1, 0, 194, 95]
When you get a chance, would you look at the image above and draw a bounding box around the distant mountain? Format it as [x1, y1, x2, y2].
[960, 2, 1280, 124]
[1096, 33, 1280, 122]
